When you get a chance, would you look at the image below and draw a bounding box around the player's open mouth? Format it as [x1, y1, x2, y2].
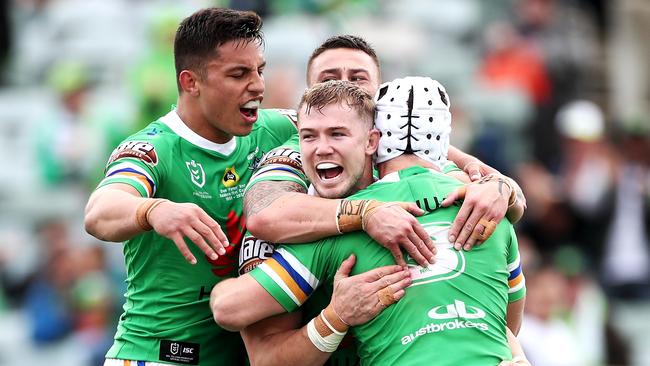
[316, 162, 343, 180]
[240, 100, 260, 122]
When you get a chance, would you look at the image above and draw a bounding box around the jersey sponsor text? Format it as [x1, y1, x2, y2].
[401, 300, 489, 345]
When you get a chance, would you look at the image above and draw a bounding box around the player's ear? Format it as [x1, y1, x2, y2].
[366, 128, 380, 155]
[179, 69, 200, 96]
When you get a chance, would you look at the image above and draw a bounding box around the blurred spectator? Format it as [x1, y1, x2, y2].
[473, 21, 546, 172]
[479, 22, 551, 106]
[0, 0, 11, 85]
[516, 100, 616, 257]
[601, 125, 650, 299]
[24, 220, 77, 344]
[519, 264, 583, 366]
[514, 0, 602, 169]
[33, 61, 102, 188]
[129, 8, 180, 131]
[516, 0, 600, 99]
[10, 0, 57, 85]
[70, 245, 115, 366]
[21, 219, 117, 364]
[608, 0, 650, 127]
[556, 100, 617, 266]
[519, 255, 614, 366]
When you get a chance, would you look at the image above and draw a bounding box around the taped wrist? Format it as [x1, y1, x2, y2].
[336, 199, 376, 233]
[504, 177, 518, 208]
[323, 303, 350, 329]
[135, 198, 168, 231]
[306, 306, 349, 353]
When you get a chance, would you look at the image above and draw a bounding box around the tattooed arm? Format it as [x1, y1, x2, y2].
[244, 180, 341, 243]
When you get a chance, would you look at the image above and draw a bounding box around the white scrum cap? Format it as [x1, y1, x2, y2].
[374, 76, 452, 168]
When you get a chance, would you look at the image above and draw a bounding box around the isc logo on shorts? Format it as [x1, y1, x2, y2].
[238, 235, 275, 275]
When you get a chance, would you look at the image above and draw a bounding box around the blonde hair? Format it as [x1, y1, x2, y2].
[298, 80, 375, 127]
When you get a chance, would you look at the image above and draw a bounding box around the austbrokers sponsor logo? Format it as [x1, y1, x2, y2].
[401, 300, 489, 346]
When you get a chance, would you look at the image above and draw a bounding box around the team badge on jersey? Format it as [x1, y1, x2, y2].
[186, 160, 206, 188]
[221, 166, 240, 188]
[407, 222, 465, 286]
[107, 141, 158, 166]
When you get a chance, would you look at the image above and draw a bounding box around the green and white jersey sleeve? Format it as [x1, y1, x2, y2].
[506, 226, 526, 302]
[97, 129, 168, 198]
[249, 245, 329, 312]
[244, 133, 309, 193]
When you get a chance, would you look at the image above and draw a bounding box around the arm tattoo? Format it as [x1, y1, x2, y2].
[497, 179, 505, 196]
[244, 181, 307, 217]
[477, 174, 509, 198]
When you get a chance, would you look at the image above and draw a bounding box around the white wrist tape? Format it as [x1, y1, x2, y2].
[306, 312, 347, 353]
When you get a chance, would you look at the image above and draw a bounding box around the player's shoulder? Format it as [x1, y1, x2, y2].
[246, 109, 298, 151]
[255, 109, 298, 130]
[107, 120, 174, 166]
[352, 166, 459, 199]
[123, 118, 176, 145]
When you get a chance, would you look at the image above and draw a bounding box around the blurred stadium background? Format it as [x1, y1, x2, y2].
[0, 0, 649, 365]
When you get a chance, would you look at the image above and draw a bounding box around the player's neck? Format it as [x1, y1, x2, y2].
[176, 99, 233, 144]
[377, 155, 440, 178]
[357, 160, 376, 191]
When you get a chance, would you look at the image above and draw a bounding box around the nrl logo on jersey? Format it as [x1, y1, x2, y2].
[186, 160, 206, 188]
[247, 147, 263, 171]
[222, 166, 240, 188]
[407, 222, 465, 287]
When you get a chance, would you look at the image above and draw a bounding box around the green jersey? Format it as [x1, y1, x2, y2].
[250, 166, 525, 366]
[97, 109, 296, 365]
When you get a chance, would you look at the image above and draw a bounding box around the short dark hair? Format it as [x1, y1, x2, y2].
[298, 80, 375, 128]
[174, 8, 263, 91]
[307, 35, 380, 81]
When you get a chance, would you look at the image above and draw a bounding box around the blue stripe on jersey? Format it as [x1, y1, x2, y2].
[508, 264, 522, 280]
[108, 167, 155, 191]
[271, 251, 314, 296]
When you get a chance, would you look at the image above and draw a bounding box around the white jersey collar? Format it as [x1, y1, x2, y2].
[160, 109, 237, 155]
